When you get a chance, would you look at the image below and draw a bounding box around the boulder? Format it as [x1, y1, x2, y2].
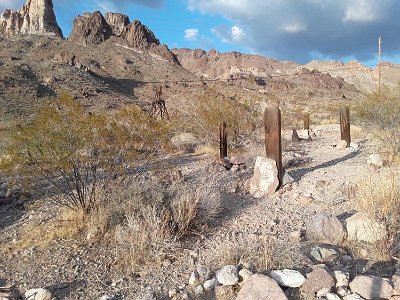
[345, 212, 386, 243]
[270, 269, 305, 288]
[0, 0, 63, 36]
[367, 154, 384, 169]
[25, 288, 52, 300]
[306, 213, 346, 245]
[236, 274, 287, 300]
[349, 275, 393, 299]
[334, 270, 349, 287]
[301, 266, 335, 296]
[216, 265, 239, 286]
[309, 245, 339, 263]
[203, 278, 218, 290]
[249, 156, 279, 198]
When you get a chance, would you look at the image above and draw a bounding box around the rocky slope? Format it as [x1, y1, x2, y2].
[0, 0, 62, 37]
[69, 11, 179, 65]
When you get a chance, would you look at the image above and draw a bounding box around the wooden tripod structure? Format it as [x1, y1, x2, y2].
[150, 86, 169, 120]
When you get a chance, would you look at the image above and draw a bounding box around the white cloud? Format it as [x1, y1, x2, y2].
[231, 26, 245, 41]
[282, 23, 307, 33]
[184, 28, 199, 41]
[187, 0, 400, 62]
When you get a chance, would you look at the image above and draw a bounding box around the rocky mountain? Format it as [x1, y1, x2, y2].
[69, 11, 179, 65]
[0, 0, 62, 37]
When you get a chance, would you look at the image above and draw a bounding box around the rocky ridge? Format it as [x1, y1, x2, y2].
[69, 11, 179, 65]
[0, 0, 62, 37]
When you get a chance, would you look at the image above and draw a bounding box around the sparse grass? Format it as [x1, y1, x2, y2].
[352, 173, 400, 261]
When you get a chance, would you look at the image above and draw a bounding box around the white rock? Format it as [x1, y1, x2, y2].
[282, 172, 294, 186]
[343, 294, 364, 300]
[216, 265, 239, 286]
[270, 269, 306, 288]
[345, 212, 386, 243]
[350, 142, 359, 149]
[194, 285, 204, 295]
[249, 156, 279, 198]
[326, 293, 341, 300]
[334, 271, 349, 287]
[189, 270, 199, 286]
[367, 154, 383, 168]
[316, 287, 331, 297]
[238, 269, 253, 283]
[98, 295, 115, 300]
[203, 278, 218, 290]
[336, 140, 348, 150]
[25, 288, 52, 300]
[297, 129, 311, 140]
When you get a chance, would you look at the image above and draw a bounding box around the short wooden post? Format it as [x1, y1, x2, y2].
[304, 113, 310, 130]
[340, 106, 351, 147]
[219, 122, 227, 159]
[264, 106, 283, 185]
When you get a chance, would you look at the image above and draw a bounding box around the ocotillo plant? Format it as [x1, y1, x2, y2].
[219, 121, 227, 159]
[264, 106, 283, 185]
[340, 106, 351, 147]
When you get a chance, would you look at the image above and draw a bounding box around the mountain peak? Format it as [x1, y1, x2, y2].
[0, 0, 63, 37]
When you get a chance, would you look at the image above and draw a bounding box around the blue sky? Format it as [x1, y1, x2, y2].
[1, 0, 400, 64]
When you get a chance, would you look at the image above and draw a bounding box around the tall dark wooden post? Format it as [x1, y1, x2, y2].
[219, 122, 227, 159]
[340, 107, 351, 147]
[304, 113, 310, 130]
[264, 106, 283, 185]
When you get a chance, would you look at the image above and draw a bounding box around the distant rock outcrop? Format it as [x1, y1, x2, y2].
[69, 11, 179, 65]
[0, 0, 63, 37]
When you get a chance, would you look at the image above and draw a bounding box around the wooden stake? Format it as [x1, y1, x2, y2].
[304, 113, 310, 130]
[219, 122, 227, 159]
[340, 106, 351, 147]
[264, 106, 283, 185]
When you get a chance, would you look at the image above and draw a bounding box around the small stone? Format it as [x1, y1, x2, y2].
[236, 274, 287, 300]
[194, 285, 204, 295]
[270, 269, 306, 288]
[350, 142, 359, 149]
[98, 295, 115, 300]
[349, 275, 393, 299]
[367, 154, 383, 169]
[298, 196, 313, 206]
[336, 140, 348, 150]
[301, 266, 335, 295]
[168, 289, 177, 298]
[326, 293, 341, 300]
[289, 230, 302, 241]
[282, 172, 294, 186]
[337, 286, 351, 297]
[316, 287, 331, 297]
[343, 294, 364, 300]
[216, 265, 239, 286]
[189, 270, 199, 286]
[238, 269, 253, 283]
[334, 270, 349, 287]
[25, 288, 52, 300]
[309, 245, 339, 263]
[203, 278, 218, 290]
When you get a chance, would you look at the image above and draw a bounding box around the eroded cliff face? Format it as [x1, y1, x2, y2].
[0, 0, 62, 37]
[69, 11, 179, 65]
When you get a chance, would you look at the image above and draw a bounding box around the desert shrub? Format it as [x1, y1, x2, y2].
[2, 93, 169, 214]
[114, 177, 222, 270]
[356, 89, 400, 154]
[353, 173, 400, 260]
[173, 89, 260, 148]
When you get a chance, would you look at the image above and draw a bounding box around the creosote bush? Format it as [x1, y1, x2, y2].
[353, 173, 400, 260]
[1, 92, 169, 214]
[356, 88, 400, 155]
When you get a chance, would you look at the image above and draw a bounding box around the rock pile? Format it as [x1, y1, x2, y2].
[0, 0, 63, 37]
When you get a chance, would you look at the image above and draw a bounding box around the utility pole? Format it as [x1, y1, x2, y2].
[378, 36, 382, 95]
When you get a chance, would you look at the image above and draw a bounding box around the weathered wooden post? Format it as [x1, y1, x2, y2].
[264, 106, 283, 185]
[340, 106, 351, 147]
[304, 113, 310, 130]
[219, 122, 227, 159]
